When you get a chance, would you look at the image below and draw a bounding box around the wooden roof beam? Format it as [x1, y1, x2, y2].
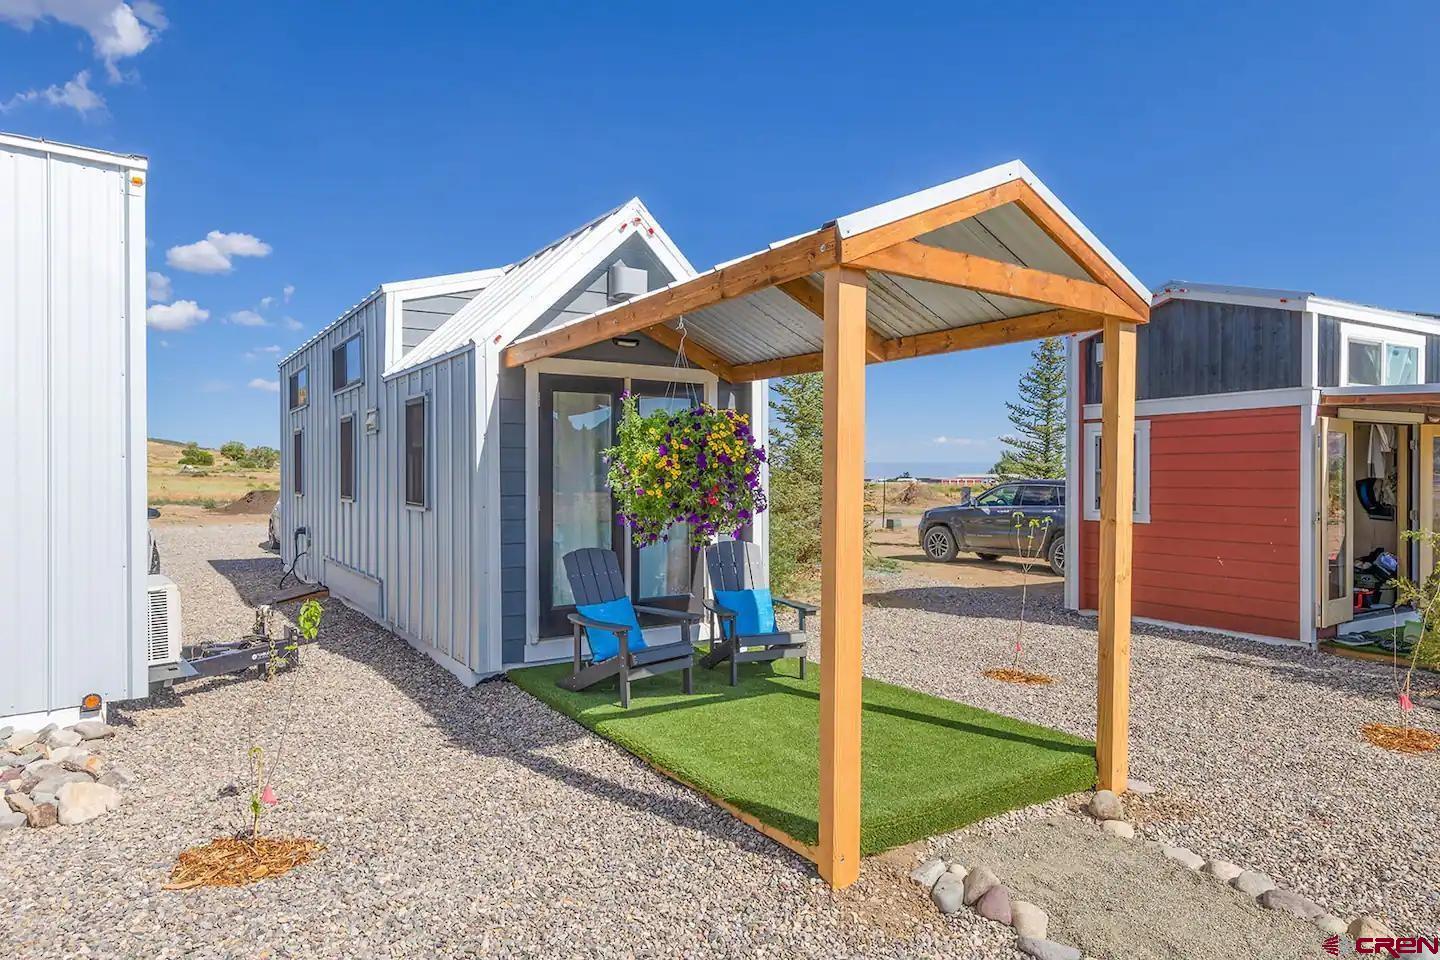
[776, 277, 888, 362]
[850, 241, 1144, 323]
[642, 321, 738, 381]
[725, 307, 1102, 382]
[504, 227, 841, 367]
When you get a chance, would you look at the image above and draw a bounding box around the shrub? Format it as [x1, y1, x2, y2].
[178, 443, 215, 467]
[219, 441, 247, 461]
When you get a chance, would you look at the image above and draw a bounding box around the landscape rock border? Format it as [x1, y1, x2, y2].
[911, 784, 1397, 956]
[2, 722, 132, 831]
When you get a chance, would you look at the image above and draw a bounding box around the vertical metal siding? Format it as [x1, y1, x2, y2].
[0, 142, 145, 715]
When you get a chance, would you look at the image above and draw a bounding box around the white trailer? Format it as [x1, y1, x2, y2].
[0, 131, 149, 728]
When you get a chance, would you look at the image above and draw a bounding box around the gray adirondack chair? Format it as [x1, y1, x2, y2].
[702, 540, 816, 685]
[558, 547, 698, 707]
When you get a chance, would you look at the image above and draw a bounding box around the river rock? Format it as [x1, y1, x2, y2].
[0, 809, 24, 830]
[974, 885, 1012, 924]
[1088, 789, 1123, 820]
[1017, 937, 1081, 960]
[5, 730, 38, 751]
[56, 781, 120, 825]
[963, 865, 1000, 905]
[910, 858, 946, 890]
[1232, 870, 1276, 897]
[1258, 888, 1324, 920]
[1314, 914, 1348, 936]
[930, 872, 965, 914]
[1162, 845, 1204, 870]
[44, 729, 82, 749]
[8, 792, 57, 828]
[1011, 900, 1048, 939]
[1349, 916, 1393, 940]
[1126, 778, 1157, 795]
[1203, 859, 1243, 882]
[1101, 819, 1134, 839]
[70, 721, 115, 741]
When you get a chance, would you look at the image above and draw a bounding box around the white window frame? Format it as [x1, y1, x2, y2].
[1339, 323, 1425, 387]
[1082, 419, 1151, 524]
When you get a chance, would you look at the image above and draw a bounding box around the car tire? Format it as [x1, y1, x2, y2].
[1047, 535, 1066, 576]
[922, 525, 958, 562]
[975, 552, 1001, 562]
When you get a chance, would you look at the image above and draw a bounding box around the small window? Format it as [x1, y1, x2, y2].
[1017, 485, 1060, 507]
[975, 484, 1019, 508]
[1083, 420, 1150, 523]
[338, 415, 356, 501]
[292, 430, 304, 496]
[288, 366, 309, 409]
[1341, 324, 1424, 386]
[332, 335, 363, 391]
[404, 397, 427, 507]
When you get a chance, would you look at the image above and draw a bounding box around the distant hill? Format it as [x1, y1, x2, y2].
[147, 438, 279, 509]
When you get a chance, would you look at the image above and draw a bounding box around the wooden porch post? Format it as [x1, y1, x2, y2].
[819, 266, 866, 888]
[1097, 316, 1136, 792]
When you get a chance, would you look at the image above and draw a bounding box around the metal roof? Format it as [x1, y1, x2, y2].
[388, 197, 694, 373]
[507, 161, 1147, 375]
[0, 130, 148, 169]
[1153, 280, 1438, 323]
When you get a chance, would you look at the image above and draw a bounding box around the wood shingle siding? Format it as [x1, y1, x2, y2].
[1080, 406, 1302, 641]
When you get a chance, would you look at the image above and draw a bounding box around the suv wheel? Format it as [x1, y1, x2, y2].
[922, 525, 958, 562]
[1047, 535, 1066, 576]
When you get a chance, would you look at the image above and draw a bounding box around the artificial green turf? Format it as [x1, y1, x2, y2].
[509, 654, 1095, 855]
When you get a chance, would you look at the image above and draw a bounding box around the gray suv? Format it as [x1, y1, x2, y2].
[918, 479, 1066, 575]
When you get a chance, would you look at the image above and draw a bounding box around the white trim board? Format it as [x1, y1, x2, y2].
[1082, 387, 1316, 420]
[1081, 420, 1151, 524]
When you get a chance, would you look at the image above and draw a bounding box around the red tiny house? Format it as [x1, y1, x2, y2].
[1077, 405, 1304, 641]
[1066, 282, 1440, 647]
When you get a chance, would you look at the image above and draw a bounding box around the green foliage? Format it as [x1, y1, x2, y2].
[240, 445, 280, 470]
[605, 394, 767, 548]
[178, 443, 215, 467]
[1389, 529, 1440, 727]
[219, 441, 247, 461]
[993, 337, 1066, 480]
[297, 599, 324, 642]
[768, 374, 824, 595]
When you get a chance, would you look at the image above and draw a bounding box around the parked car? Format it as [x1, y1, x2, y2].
[918, 479, 1066, 575]
[147, 507, 161, 574]
[268, 501, 281, 551]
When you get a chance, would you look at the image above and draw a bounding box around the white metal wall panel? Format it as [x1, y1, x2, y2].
[0, 137, 146, 717]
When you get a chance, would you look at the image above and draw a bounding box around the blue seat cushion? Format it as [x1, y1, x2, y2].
[576, 597, 646, 663]
[713, 588, 778, 637]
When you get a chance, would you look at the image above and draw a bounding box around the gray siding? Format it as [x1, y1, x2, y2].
[1428, 335, 1440, 385]
[498, 364, 527, 665]
[401, 290, 481, 355]
[517, 235, 676, 341]
[1318, 314, 1340, 387]
[1083, 299, 1303, 404]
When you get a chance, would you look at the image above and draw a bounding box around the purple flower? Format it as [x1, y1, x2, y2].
[717, 452, 732, 466]
[657, 442, 669, 456]
[696, 451, 707, 470]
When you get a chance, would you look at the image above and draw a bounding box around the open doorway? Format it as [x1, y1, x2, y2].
[1346, 420, 1409, 624]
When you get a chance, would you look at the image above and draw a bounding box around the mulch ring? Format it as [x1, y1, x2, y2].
[1361, 722, 1440, 755]
[164, 836, 323, 890]
[982, 668, 1054, 686]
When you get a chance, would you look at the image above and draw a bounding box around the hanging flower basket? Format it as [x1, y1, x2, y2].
[605, 393, 767, 548]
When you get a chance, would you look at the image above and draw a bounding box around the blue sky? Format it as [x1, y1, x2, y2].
[3, 2, 1436, 471]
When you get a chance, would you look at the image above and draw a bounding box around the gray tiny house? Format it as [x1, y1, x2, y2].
[278, 200, 769, 683]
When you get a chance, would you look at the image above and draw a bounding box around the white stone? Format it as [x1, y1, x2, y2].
[1257, 887, 1324, 920]
[945, 862, 968, 880]
[1232, 870, 1276, 897]
[930, 872, 965, 914]
[1349, 916, 1393, 940]
[1161, 845, 1204, 870]
[47, 746, 85, 764]
[1011, 900, 1048, 939]
[1017, 938, 1081, 960]
[1203, 859, 1243, 882]
[44, 729, 82, 749]
[0, 810, 25, 830]
[1088, 789, 1123, 820]
[5, 730, 37, 751]
[963, 864, 1000, 905]
[1314, 914, 1348, 936]
[69, 721, 114, 741]
[1126, 778, 1157, 795]
[55, 781, 120, 825]
[1101, 819, 1135, 839]
[909, 858, 946, 890]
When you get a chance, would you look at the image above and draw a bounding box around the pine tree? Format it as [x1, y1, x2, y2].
[768, 373, 825, 594]
[992, 337, 1066, 480]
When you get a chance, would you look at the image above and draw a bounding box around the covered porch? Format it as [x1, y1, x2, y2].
[506, 162, 1148, 887]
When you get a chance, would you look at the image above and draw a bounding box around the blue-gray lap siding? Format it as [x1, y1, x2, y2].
[1082, 299, 1303, 404]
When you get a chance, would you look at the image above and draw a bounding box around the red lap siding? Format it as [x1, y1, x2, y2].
[1080, 406, 1302, 640]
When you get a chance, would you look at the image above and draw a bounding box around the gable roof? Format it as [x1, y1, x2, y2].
[388, 198, 694, 374]
[1152, 280, 1439, 327]
[505, 160, 1148, 380]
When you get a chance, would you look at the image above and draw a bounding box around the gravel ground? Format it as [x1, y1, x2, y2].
[4, 522, 1435, 959]
[864, 574, 1440, 934]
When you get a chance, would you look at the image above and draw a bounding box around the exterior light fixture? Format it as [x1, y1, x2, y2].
[81, 693, 102, 712]
[612, 336, 640, 348]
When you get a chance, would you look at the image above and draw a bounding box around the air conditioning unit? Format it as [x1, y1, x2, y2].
[607, 262, 647, 302]
[146, 575, 183, 667]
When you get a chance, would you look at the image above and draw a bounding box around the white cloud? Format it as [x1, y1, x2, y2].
[282, 283, 295, 303]
[243, 344, 282, 360]
[931, 435, 983, 447]
[166, 230, 272, 274]
[248, 378, 280, 393]
[283, 317, 302, 331]
[0, 2, 168, 82]
[226, 309, 267, 327]
[259, 295, 274, 309]
[145, 298, 208, 331]
[145, 270, 171, 302]
[0, 69, 105, 116]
